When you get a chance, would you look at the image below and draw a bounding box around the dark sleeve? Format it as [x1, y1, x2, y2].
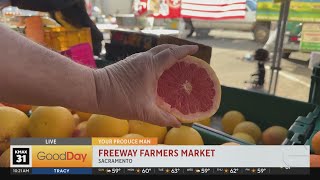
[78, 10, 104, 55]
[10, 0, 81, 12]
[61, 8, 103, 55]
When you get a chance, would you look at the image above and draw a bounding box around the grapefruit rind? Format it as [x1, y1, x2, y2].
[156, 55, 221, 123]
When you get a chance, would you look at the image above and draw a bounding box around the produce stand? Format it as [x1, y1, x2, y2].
[193, 85, 320, 147]
[98, 29, 320, 153]
[3, 11, 319, 151]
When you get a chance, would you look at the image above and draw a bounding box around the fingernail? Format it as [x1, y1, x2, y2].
[185, 45, 199, 54]
[185, 45, 198, 50]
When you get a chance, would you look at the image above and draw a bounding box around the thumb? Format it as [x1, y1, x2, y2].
[145, 105, 181, 128]
[153, 45, 199, 72]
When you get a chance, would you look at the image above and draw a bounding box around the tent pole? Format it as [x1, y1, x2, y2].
[268, 0, 291, 95]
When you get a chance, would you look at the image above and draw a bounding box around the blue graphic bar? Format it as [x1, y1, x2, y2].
[32, 168, 92, 175]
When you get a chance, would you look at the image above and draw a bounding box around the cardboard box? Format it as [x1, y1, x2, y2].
[106, 29, 212, 64]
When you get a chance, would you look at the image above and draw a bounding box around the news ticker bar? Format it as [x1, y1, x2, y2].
[10, 138, 310, 168]
[10, 167, 310, 175]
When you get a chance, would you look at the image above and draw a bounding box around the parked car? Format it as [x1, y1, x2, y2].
[187, 0, 271, 43]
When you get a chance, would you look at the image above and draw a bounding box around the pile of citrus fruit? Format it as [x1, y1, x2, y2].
[221, 110, 288, 145]
[0, 104, 205, 167]
[1, 104, 319, 168]
[220, 110, 320, 168]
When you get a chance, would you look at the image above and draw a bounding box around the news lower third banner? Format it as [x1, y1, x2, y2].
[9, 138, 310, 175]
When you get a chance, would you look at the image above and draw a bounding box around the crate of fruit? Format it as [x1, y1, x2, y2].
[193, 85, 320, 149]
[43, 27, 93, 52]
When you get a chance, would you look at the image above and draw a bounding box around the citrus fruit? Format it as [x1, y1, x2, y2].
[164, 126, 204, 145]
[128, 120, 167, 143]
[76, 111, 92, 122]
[31, 106, 39, 112]
[32, 106, 72, 113]
[72, 121, 88, 137]
[73, 114, 81, 126]
[0, 107, 29, 151]
[2, 103, 31, 113]
[156, 55, 221, 123]
[310, 154, 320, 167]
[122, 134, 144, 138]
[87, 115, 129, 137]
[28, 106, 75, 137]
[232, 133, 256, 144]
[0, 148, 10, 167]
[221, 111, 246, 134]
[312, 131, 320, 155]
[233, 121, 261, 142]
[197, 117, 211, 126]
[262, 126, 288, 145]
[221, 142, 240, 145]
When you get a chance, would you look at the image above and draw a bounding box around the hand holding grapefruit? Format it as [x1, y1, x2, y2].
[93, 44, 208, 127]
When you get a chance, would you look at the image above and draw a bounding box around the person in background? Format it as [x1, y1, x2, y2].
[2, 0, 104, 56]
[251, 48, 270, 87]
[183, 18, 194, 38]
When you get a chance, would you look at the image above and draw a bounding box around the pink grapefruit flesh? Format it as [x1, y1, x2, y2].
[156, 55, 221, 123]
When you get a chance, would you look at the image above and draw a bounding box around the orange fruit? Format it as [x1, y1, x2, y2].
[2, 103, 32, 113]
[33, 106, 72, 113]
[129, 120, 167, 143]
[262, 126, 288, 145]
[197, 118, 211, 126]
[221, 142, 240, 145]
[232, 133, 256, 144]
[87, 115, 129, 137]
[73, 114, 81, 126]
[31, 106, 39, 112]
[28, 106, 75, 137]
[0, 107, 29, 151]
[312, 131, 320, 155]
[164, 126, 204, 145]
[76, 111, 92, 122]
[310, 154, 320, 168]
[72, 121, 88, 137]
[122, 134, 144, 138]
[221, 111, 246, 134]
[0, 148, 10, 167]
[233, 121, 262, 142]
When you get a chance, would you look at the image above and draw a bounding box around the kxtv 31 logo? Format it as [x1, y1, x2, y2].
[10, 146, 32, 167]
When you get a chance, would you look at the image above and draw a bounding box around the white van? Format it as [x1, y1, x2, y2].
[188, 0, 271, 43]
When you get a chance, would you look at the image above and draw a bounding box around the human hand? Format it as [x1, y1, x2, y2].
[93, 44, 198, 127]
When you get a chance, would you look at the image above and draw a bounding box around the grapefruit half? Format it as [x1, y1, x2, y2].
[157, 56, 221, 123]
